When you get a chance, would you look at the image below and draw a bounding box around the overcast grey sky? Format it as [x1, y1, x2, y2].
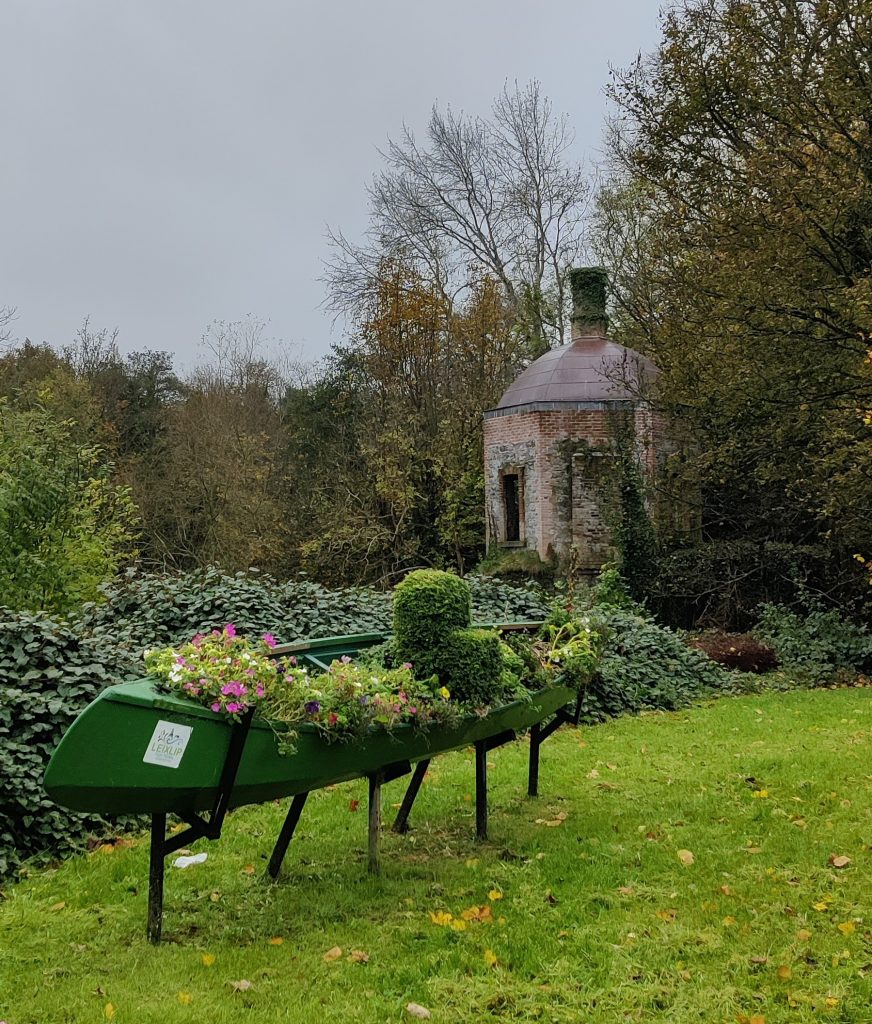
[1, 1, 662, 368]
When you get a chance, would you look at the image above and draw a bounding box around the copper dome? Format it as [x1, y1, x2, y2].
[494, 332, 657, 411]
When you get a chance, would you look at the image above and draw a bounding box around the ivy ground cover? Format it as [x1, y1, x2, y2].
[0, 689, 868, 1024]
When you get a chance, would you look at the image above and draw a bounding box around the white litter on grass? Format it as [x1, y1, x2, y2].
[173, 852, 208, 869]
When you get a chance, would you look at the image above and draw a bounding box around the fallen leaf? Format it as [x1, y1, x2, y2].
[209, 891, 220, 903]
[655, 908, 677, 923]
[201, 953, 215, 966]
[745, 847, 762, 855]
[449, 919, 467, 931]
[796, 929, 812, 941]
[617, 886, 635, 896]
[723, 916, 737, 927]
[828, 854, 851, 869]
[242, 864, 255, 876]
[349, 799, 360, 812]
[461, 905, 492, 923]
[752, 790, 769, 799]
[347, 949, 369, 963]
[677, 849, 695, 867]
[98, 844, 115, 854]
[229, 979, 252, 992]
[104, 1003, 115, 1020]
[406, 1004, 431, 1019]
[813, 901, 829, 912]
[488, 889, 503, 901]
[323, 946, 343, 962]
[483, 949, 498, 968]
[586, 769, 600, 779]
[429, 910, 453, 926]
[268, 937, 283, 946]
[720, 885, 733, 896]
[50, 901, 66, 912]
[824, 997, 839, 1008]
[750, 955, 769, 965]
[837, 921, 856, 936]
[777, 965, 792, 980]
[177, 991, 192, 1005]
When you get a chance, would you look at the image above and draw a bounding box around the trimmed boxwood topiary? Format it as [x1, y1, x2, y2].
[393, 570, 472, 664]
[435, 627, 505, 706]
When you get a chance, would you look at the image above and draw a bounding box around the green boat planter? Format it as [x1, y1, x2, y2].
[43, 628, 581, 943]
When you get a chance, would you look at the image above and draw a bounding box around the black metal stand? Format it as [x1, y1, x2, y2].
[527, 694, 583, 797]
[267, 792, 309, 879]
[392, 759, 430, 833]
[146, 707, 255, 944]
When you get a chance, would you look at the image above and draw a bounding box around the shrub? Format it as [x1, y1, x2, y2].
[690, 632, 779, 673]
[580, 607, 732, 722]
[754, 603, 872, 682]
[394, 570, 472, 662]
[433, 627, 507, 706]
[0, 612, 124, 876]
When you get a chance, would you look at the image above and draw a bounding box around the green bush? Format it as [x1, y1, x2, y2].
[0, 612, 126, 876]
[579, 607, 733, 722]
[754, 603, 872, 683]
[435, 628, 507, 706]
[393, 570, 472, 663]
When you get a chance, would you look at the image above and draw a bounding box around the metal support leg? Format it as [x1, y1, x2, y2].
[475, 741, 488, 841]
[392, 759, 430, 834]
[528, 722, 541, 797]
[368, 773, 381, 875]
[267, 792, 309, 879]
[147, 814, 166, 945]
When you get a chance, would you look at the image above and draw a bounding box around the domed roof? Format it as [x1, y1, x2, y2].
[494, 332, 657, 411]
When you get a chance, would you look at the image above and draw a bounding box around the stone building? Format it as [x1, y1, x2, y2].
[483, 268, 661, 570]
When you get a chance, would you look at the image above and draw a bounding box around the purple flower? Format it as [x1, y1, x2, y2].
[304, 700, 321, 715]
[402, 662, 413, 670]
[288, 655, 298, 667]
[210, 701, 222, 713]
[263, 632, 277, 648]
[340, 655, 352, 664]
[226, 701, 242, 714]
[221, 681, 247, 697]
[255, 684, 265, 698]
[192, 633, 204, 647]
[224, 623, 237, 638]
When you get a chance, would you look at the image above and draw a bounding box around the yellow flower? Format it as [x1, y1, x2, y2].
[439, 687, 450, 700]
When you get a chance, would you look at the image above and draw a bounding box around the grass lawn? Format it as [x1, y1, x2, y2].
[0, 688, 869, 1023]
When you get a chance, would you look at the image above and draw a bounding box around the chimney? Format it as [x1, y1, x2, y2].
[569, 267, 609, 340]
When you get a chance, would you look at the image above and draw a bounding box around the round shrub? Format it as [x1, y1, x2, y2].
[394, 570, 471, 661]
[435, 627, 505, 706]
[690, 632, 779, 673]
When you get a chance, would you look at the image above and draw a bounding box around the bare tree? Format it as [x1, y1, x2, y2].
[325, 81, 590, 355]
[0, 305, 16, 346]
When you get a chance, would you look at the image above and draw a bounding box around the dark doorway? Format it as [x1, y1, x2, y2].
[503, 473, 520, 542]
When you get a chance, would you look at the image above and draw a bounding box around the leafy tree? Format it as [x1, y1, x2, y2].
[598, 0, 872, 610]
[0, 399, 138, 614]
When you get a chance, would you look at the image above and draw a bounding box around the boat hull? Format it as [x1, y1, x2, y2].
[44, 679, 576, 816]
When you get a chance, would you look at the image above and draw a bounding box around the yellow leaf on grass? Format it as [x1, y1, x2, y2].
[655, 908, 677, 923]
[796, 929, 812, 941]
[177, 991, 192, 1005]
[104, 1004, 115, 1021]
[50, 901, 66, 912]
[752, 790, 769, 799]
[201, 953, 215, 967]
[242, 864, 255, 876]
[323, 946, 343, 962]
[777, 965, 792, 980]
[347, 949, 369, 963]
[230, 979, 252, 992]
[429, 910, 453, 926]
[483, 949, 498, 968]
[720, 885, 733, 896]
[677, 849, 695, 867]
[837, 921, 856, 936]
[449, 919, 467, 931]
[813, 901, 829, 912]
[488, 889, 503, 901]
[723, 916, 737, 927]
[825, 997, 839, 1008]
[268, 937, 283, 945]
[828, 854, 851, 869]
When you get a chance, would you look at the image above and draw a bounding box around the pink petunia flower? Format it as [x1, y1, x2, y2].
[224, 623, 237, 638]
[263, 632, 277, 648]
[226, 702, 241, 714]
[211, 701, 222, 713]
